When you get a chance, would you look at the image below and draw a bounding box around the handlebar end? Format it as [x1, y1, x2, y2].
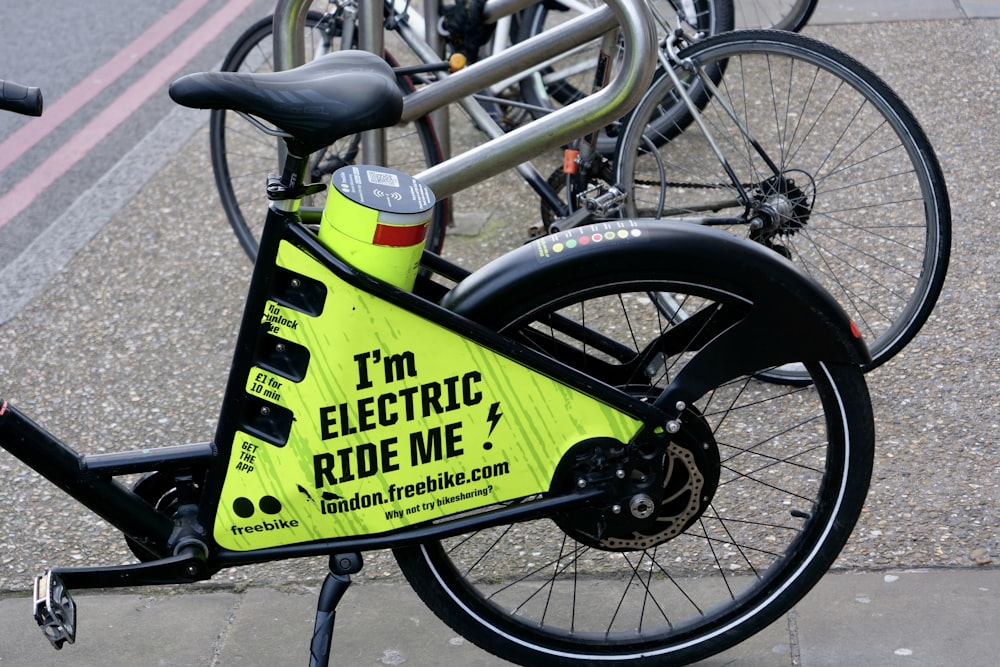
[1, 80, 44, 117]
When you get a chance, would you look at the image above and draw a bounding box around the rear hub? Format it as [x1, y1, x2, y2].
[551, 407, 720, 551]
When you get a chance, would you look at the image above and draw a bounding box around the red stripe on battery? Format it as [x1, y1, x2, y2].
[372, 222, 429, 247]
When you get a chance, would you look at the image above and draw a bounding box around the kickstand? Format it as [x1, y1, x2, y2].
[308, 552, 363, 667]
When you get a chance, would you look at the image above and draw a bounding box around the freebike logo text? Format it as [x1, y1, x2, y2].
[228, 495, 299, 536]
[229, 517, 299, 536]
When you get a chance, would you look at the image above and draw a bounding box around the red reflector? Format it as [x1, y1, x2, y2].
[372, 221, 429, 248]
[563, 149, 580, 175]
[849, 320, 861, 339]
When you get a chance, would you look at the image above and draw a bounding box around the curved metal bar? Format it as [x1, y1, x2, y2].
[413, 0, 656, 199]
[268, 0, 658, 199]
[272, 0, 310, 71]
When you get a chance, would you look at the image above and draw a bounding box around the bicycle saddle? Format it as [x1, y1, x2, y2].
[169, 51, 404, 154]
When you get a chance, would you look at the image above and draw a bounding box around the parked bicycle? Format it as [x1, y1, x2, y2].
[609, 28, 950, 382]
[2, 7, 876, 663]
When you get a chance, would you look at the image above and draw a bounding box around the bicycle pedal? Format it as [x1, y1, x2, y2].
[32, 571, 77, 650]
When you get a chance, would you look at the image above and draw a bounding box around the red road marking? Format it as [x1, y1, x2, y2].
[0, 0, 210, 175]
[0, 0, 254, 229]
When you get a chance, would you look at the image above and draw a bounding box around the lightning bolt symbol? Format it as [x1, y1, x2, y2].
[486, 401, 503, 437]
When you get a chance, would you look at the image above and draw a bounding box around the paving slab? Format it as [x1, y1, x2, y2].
[2, 568, 998, 665]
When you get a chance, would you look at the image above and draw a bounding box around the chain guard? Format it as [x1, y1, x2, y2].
[124, 471, 200, 562]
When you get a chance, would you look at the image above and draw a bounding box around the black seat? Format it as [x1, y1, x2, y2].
[169, 51, 403, 154]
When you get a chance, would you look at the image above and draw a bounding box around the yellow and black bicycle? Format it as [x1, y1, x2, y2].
[1, 46, 874, 667]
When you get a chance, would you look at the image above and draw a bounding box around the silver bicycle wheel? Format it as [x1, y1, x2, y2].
[615, 30, 950, 381]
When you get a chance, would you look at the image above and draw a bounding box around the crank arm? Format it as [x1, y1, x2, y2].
[32, 547, 211, 650]
[38, 545, 210, 592]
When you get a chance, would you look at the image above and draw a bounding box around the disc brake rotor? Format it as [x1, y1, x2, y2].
[554, 407, 720, 552]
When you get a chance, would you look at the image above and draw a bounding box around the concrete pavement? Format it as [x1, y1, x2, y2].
[0, 569, 1000, 667]
[0, 568, 997, 665]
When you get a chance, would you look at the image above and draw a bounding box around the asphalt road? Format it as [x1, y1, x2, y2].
[0, 0, 275, 318]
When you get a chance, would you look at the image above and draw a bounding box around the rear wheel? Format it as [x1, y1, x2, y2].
[615, 30, 950, 381]
[209, 12, 448, 261]
[394, 266, 874, 666]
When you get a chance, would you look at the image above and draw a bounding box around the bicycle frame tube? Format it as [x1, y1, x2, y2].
[0, 400, 201, 556]
[0, 204, 659, 583]
[199, 202, 657, 555]
[0, 198, 657, 587]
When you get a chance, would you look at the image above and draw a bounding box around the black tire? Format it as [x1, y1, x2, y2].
[615, 30, 950, 382]
[394, 261, 875, 666]
[735, 0, 817, 31]
[515, 0, 733, 155]
[209, 12, 448, 261]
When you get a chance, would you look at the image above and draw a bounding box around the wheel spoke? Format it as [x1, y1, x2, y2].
[395, 272, 873, 663]
[617, 30, 948, 378]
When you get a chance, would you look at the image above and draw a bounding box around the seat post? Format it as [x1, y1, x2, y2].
[269, 142, 312, 213]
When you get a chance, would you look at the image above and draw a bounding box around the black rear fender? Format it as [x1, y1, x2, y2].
[442, 220, 869, 403]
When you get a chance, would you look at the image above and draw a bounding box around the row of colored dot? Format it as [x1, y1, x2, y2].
[551, 228, 642, 253]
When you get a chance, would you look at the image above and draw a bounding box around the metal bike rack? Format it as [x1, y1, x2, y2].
[270, 0, 657, 199]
